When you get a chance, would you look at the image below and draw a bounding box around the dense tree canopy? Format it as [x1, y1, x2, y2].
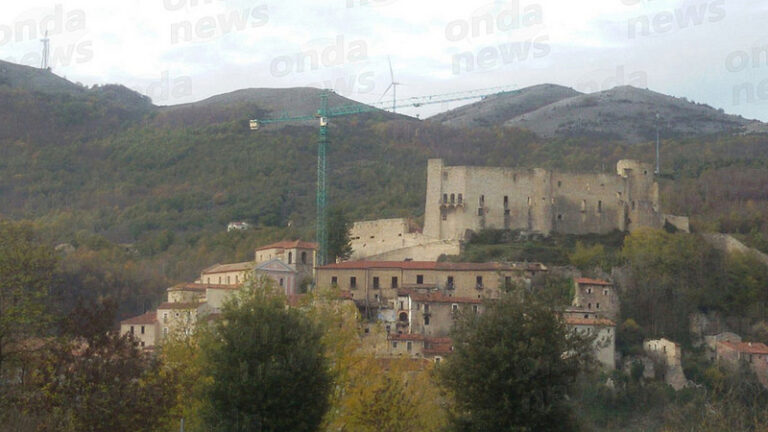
[199, 278, 331, 432]
[439, 292, 594, 431]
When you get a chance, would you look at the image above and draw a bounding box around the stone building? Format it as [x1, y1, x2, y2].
[717, 341, 768, 386]
[120, 311, 159, 349]
[254, 240, 317, 280]
[315, 260, 545, 307]
[562, 307, 616, 369]
[644, 338, 688, 390]
[349, 218, 461, 261]
[572, 277, 619, 322]
[424, 158, 668, 240]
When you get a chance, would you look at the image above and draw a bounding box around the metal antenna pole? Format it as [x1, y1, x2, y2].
[41, 31, 50, 70]
[655, 113, 660, 175]
[316, 91, 329, 266]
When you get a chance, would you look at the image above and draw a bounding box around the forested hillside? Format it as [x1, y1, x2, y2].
[3, 60, 768, 320]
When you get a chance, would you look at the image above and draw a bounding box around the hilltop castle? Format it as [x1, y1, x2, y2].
[423, 158, 683, 240]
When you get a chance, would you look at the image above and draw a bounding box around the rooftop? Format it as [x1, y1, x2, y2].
[168, 282, 229, 292]
[576, 277, 613, 286]
[720, 341, 768, 355]
[255, 240, 318, 252]
[121, 311, 157, 325]
[201, 261, 254, 274]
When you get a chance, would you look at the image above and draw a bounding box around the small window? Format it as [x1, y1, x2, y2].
[331, 276, 338, 286]
[130, 326, 135, 335]
[632, 201, 636, 210]
[399, 301, 405, 310]
[424, 304, 430, 313]
[587, 288, 592, 294]
[597, 200, 602, 213]
[504, 276, 512, 288]
[218, 276, 222, 284]
[527, 196, 531, 206]
[557, 180, 562, 187]
[140, 341, 145, 347]
[279, 278, 284, 287]
[364, 327, 370, 334]
[301, 251, 307, 264]
[588, 302, 592, 309]
[374, 294, 379, 301]
[443, 193, 448, 203]
[446, 276, 454, 289]
[227, 276, 231, 284]
[425, 315, 430, 325]
[596, 302, 601, 309]
[473, 305, 479, 314]
[417, 274, 424, 284]
[373, 277, 380, 289]
[288, 252, 292, 264]
[476, 276, 483, 288]
[478, 208, 484, 216]
[450, 193, 455, 204]
[407, 341, 412, 352]
[603, 289, 609, 296]
[503, 196, 509, 208]
[392, 341, 398, 348]
[350, 277, 357, 289]
[435, 357, 441, 365]
[557, 214, 563, 220]
[457, 193, 463, 204]
[479, 195, 485, 206]
[235, 275, 239, 284]
[392, 276, 398, 288]
[452, 304, 459, 313]
[141, 326, 145, 335]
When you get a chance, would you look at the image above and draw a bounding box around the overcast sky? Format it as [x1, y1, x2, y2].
[1, 0, 767, 120]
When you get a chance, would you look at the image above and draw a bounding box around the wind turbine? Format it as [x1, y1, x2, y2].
[380, 56, 401, 113]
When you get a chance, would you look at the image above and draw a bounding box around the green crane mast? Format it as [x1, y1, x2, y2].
[249, 84, 517, 266]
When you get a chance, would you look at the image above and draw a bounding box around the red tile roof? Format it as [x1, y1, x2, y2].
[318, 260, 520, 271]
[576, 277, 613, 286]
[565, 316, 615, 327]
[255, 240, 318, 252]
[121, 311, 157, 325]
[157, 301, 204, 310]
[720, 341, 768, 355]
[398, 289, 482, 304]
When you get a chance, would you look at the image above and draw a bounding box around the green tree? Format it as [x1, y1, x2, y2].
[327, 207, 352, 263]
[439, 293, 593, 432]
[0, 221, 57, 377]
[200, 277, 331, 432]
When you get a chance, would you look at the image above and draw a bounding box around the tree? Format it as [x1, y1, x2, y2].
[439, 293, 593, 432]
[0, 221, 57, 377]
[327, 207, 352, 263]
[30, 299, 178, 432]
[199, 277, 331, 432]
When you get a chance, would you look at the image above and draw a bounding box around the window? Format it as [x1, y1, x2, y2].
[527, 196, 531, 206]
[235, 275, 239, 284]
[587, 288, 592, 294]
[457, 193, 463, 204]
[392, 341, 398, 348]
[288, 252, 292, 264]
[140, 341, 145, 347]
[417, 274, 424, 284]
[163, 327, 168, 337]
[279, 278, 284, 287]
[478, 207, 484, 216]
[130, 326, 135, 334]
[479, 195, 485, 206]
[446, 276, 454, 289]
[392, 276, 398, 288]
[399, 312, 408, 322]
[175, 312, 180, 318]
[435, 357, 441, 365]
[588, 302, 592, 309]
[399, 301, 405, 310]
[450, 193, 455, 203]
[557, 214, 563, 220]
[301, 251, 307, 264]
[503, 195, 509, 208]
[374, 294, 379, 301]
[596, 302, 601, 309]
[476, 276, 483, 289]
[452, 304, 459, 313]
[163, 312, 168, 323]
[603, 289, 609, 295]
[557, 180, 562, 187]
[632, 200, 636, 210]
[407, 341, 412, 352]
[473, 305, 479, 314]
[424, 304, 430, 313]
[227, 276, 231, 284]
[598, 200, 602, 213]
[443, 193, 448, 203]
[141, 325, 145, 335]
[373, 277, 380, 289]
[350, 277, 357, 289]
[424, 315, 430, 325]
[218, 276, 222, 284]
[331, 276, 338, 286]
[504, 276, 512, 289]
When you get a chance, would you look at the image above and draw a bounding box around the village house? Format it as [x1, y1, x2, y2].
[563, 307, 616, 370]
[572, 277, 619, 322]
[120, 240, 314, 349]
[716, 340, 768, 386]
[644, 338, 688, 390]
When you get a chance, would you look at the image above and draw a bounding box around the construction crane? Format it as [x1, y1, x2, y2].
[249, 84, 517, 266]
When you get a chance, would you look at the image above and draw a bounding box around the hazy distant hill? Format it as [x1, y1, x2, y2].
[431, 84, 768, 143]
[429, 84, 581, 128]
